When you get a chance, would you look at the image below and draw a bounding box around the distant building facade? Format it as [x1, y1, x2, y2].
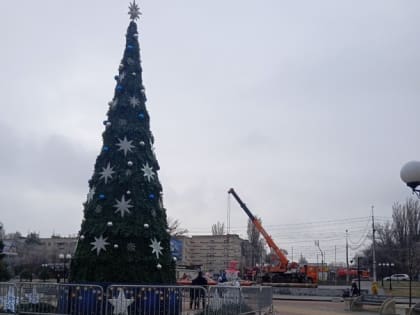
[173, 234, 247, 274]
[3, 234, 78, 276]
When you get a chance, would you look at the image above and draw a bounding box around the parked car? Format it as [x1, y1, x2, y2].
[383, 274, 410, 281]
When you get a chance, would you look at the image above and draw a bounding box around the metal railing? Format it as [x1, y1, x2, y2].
[207, 285, 273, 315]
[106, 284, 207, 315]
[0, 282, 18, 313]
[0, 282, 273, 315]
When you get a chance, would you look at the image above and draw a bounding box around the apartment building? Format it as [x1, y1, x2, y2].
[174, 234, 246, 274]
[38, 236, 78, 262]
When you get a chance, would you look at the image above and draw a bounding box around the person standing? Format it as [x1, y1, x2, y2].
[190, 271, 208, 309]
[351, 281, 360, 296]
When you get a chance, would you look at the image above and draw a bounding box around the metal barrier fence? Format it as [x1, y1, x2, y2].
[0, 282, 18, 313]
[1, 282, 104, 315]
[0, 282, 273, 315]
[207, 285, 273, 315]
[241, 286, 273, 315]
[106, 284, 207, 315]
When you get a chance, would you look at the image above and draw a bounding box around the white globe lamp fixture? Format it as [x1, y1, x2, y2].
[400, 161, 420, 197]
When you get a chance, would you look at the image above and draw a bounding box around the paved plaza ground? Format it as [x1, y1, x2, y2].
[273, 300, 375, 315]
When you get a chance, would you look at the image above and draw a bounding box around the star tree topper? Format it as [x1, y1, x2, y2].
[128, 1, 141, 21]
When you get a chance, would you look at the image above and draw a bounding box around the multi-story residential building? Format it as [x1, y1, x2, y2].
[3, 234, 77, 267]
[173, 234, 247, 275]
[38, 235, 78, 262]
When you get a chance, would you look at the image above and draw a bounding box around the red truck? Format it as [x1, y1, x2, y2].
[337, 267, 369, 280]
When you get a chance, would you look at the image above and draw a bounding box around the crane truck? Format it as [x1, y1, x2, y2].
[228, 188, 318, 284]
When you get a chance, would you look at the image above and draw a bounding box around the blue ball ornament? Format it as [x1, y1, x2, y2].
[149, 194, 155, 200]
[103, 146, 109, 152]
[99, 194, 105, 200]
[138, 113, 145, 119]
[116, 85, 123, 91]
[127, 45, 133, 49]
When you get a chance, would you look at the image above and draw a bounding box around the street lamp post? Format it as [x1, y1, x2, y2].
[384, 262, 394, 290]
[400, 161, 420, 304]
[314, 240, 324, 281]
[59, 253, 71, 283]
[41, 264, 48, 282]
[350, 257, 362, 296]
[390, 263, 394, 290]
[357, 257, 361, 296]
[379, 262, 393, 290]
[378, 263, 384, 287]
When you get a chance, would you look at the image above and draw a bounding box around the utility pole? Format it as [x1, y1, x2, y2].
[335, 245, 337, 284]
[346, 229, 349, 283]
[334, 245, 337, 267]
[291, 247, 294, 262]
[372, 205, 377, 282]
[315, 240, 324, 281]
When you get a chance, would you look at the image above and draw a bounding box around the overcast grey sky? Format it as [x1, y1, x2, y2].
[1, 1, 420, 263]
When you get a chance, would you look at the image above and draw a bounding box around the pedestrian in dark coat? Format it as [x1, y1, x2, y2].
[190, 271, 208, 309]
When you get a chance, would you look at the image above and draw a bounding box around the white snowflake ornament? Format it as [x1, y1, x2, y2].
[141, 162, 155, 182]
[99, 162, 115, 184]
[87, 186, 96, 203]
[91, 235, 109, 256]
[150, 238, 163, 259]
[116, 137, 135, 157]
[129, 96, 140, 108]
[113, 195, 134, 218]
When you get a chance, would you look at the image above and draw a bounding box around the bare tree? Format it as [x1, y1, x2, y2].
[211, 222, 225, 235]
[363, 198, 420, 278]
[391, 199, 420, 273]
[247, 218, 264, 266]
[299, 254, 308, 265]
[167, 217, 188, 237]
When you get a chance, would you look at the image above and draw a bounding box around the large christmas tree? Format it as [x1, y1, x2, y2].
[70, 2, 175, 283]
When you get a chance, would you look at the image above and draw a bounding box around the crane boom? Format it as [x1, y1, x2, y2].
[228, 188, 289, 271]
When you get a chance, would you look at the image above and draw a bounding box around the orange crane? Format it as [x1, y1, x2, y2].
[228, 188, 317, 283]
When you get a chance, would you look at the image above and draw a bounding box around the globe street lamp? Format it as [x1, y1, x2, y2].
[58, 253, 71, 283]
[400, 161, 420, 197]
[400, 161, 420, 306]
